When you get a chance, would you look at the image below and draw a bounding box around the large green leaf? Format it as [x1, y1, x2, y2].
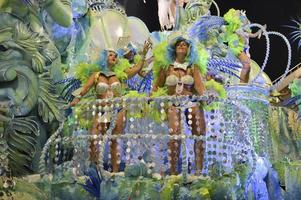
[38, 73, 67, 123]
[12, 22, 49, 73]
[6, 117, 39, 176]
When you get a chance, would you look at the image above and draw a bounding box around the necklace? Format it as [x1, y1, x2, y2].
[173, 63, 188, 95]
[173, 61, 189, 71]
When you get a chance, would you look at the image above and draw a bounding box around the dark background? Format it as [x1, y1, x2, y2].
[117, 0, 301, 81]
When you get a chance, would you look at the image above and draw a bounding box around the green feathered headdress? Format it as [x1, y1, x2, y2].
[223, 8, 242, 33]
[223, 8, 247, 56]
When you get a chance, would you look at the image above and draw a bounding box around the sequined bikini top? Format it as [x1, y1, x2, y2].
[95, 72, 122, 95]
[165, 74, 194, 86]
[96, 82, 121, 94]
[165, 62, 194, 86]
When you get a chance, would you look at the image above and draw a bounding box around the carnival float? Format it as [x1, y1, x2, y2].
[0, 0, 300, 199]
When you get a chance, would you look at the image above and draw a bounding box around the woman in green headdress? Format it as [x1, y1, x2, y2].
[223, 8, 266, 83]
[152, 36, 208, 175]
[71, 40, 152, 172]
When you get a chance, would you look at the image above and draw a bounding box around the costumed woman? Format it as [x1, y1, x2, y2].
[122, 42, 152, 78]
[223, 9, 266, 83]
[152, 36, 207, 175]
[70, 40, 152, 172]
[121, 41, 153, 93]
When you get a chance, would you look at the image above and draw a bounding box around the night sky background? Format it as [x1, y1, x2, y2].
[117, 0, 301, 81]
